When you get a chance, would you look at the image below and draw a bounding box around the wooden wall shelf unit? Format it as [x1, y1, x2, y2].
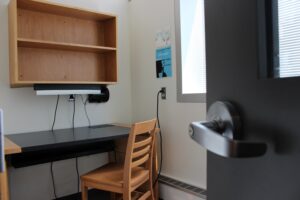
[9, 0, 118, 87]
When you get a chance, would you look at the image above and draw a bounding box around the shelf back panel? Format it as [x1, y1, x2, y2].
[18, 47, 117, 82]
[105, 52, 118, 82]
[103, 18, 117, 48]
[17, 9, 116, 47]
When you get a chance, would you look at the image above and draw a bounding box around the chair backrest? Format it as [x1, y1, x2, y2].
[123, 119, 157, 191]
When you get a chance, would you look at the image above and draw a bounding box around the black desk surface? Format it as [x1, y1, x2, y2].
[6, 124, 130, 153]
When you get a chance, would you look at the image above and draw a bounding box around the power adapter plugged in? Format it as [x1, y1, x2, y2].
[68, 94, 75, 102]
[161, 87, 166, 100]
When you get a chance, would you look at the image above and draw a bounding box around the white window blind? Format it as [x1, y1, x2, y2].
[278, 0, 300, 78]
[175, 0, 206, 102]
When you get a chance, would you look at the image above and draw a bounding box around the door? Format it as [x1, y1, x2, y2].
[205, 0, 300, 199]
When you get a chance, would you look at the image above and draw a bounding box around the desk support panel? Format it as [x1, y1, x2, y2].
[7, 140, 114, 168]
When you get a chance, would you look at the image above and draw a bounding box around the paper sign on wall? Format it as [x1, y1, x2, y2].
[155, 27, 172, 78]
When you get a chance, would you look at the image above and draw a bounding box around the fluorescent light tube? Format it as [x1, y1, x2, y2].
[36, 89, 101, 96]
[34, 84, 103, 96]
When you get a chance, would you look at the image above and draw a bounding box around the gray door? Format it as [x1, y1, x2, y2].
[205, 0, 300, 199]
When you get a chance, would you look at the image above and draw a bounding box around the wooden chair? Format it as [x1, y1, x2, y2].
[81, 119, 157, 200]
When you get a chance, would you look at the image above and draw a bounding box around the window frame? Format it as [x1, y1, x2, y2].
[175, 0, 206, 103]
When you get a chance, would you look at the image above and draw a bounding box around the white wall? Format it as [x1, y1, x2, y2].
[129, 0, 207, 189]
[1, 0, 208, 198]
[0, 0, 132, 199]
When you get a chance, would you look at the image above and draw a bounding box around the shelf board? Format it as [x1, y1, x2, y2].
[17, 0, 116, 21]
[16, 81, 118, 85]
[18, 38, 117, 53]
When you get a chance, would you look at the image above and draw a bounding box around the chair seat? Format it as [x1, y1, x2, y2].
[81, 163, 149, 192]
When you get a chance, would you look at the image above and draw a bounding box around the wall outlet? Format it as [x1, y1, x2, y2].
[161, 87, 166, 100]
[68, 94, 75, 102]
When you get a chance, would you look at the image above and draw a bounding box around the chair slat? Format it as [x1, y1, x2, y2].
[134, 136, 152, 149]
[131, 154, 149, 168]
[132, 145, 150, 159]
[134, 119, 156, 135]
[138, 191, 151, 200]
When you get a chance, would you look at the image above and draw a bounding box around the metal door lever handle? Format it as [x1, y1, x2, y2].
[189, 101, 267, 158]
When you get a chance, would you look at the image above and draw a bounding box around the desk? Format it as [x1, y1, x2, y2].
[2, 125, 131, 200]
[1, 138, 21, 200]
[6, 125, 130, 168]
[0, 124, 158, 200]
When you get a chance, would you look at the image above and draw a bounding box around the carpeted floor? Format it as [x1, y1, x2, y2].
[56, 190, 110, 200]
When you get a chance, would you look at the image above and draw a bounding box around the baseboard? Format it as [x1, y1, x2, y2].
[159, 184, 206, 200]
[159, 175, 207, 200]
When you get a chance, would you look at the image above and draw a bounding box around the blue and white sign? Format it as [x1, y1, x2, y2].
[155, 26, 173, 78]
[156, 47, 172, 78]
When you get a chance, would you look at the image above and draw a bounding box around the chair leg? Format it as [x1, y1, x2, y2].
[149, 179, 155, 200]
[123, 191, 131, 200]
[81, 182, 88, 200]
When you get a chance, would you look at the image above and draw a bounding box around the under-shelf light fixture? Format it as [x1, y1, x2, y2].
[34, 84, 102, 96]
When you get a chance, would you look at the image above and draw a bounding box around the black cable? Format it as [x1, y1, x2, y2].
[50, 162, 57, 199]
[51, 95, 59, 199]
[72, 95, 76, 130]
[154, 90, 163, 186]
[72, 95, 80, 194]
[51, 95, 60, 132]
[80, 95, 91, 127]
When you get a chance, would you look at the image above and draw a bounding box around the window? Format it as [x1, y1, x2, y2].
[277, 0, 300, 78]
[175, 0, 206, 103]
[258, 0, 300, 79]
